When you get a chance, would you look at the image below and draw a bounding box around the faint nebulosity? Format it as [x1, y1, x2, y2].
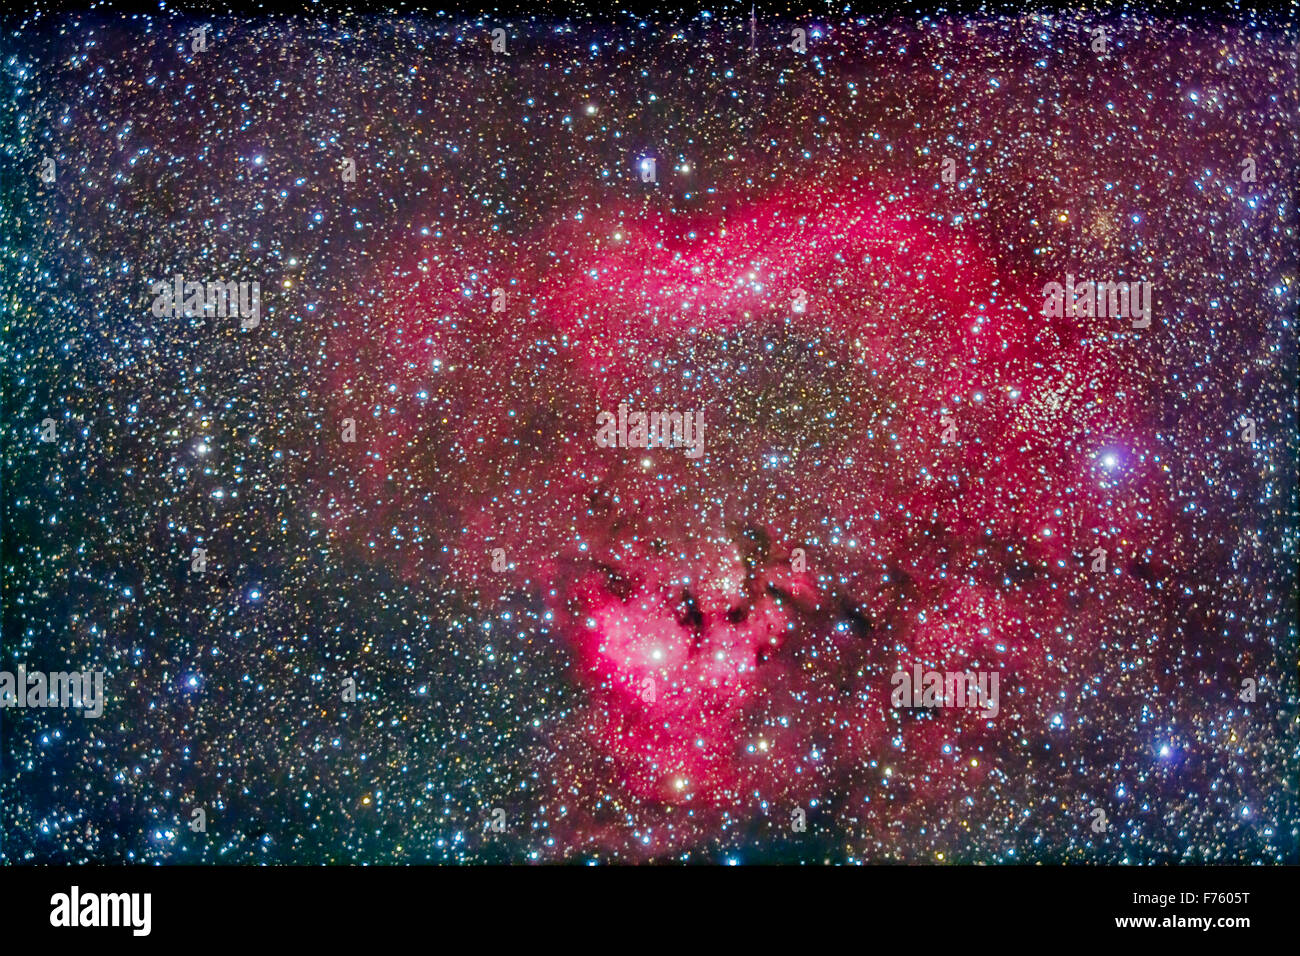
[2, 7, 1296, 863]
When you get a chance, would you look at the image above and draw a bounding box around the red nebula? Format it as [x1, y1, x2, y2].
[325, 178, 1169, 854]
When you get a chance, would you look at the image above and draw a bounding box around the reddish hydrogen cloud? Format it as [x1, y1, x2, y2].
[326, 179, 1170, 854]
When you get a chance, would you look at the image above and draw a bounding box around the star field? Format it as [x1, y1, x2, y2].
[2, 6, 1297, 864]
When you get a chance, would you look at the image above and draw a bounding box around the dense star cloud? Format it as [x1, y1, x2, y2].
[2, 7, 1296, 864]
